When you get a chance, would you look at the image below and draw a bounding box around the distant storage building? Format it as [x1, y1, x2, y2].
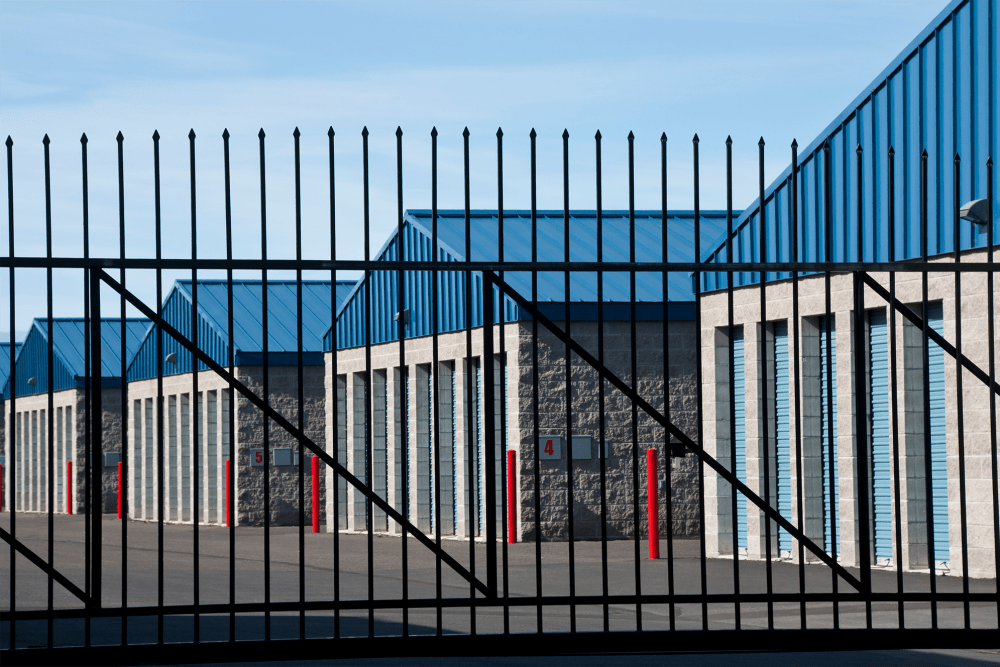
[327, 209, 737, 542]
[3, 318, 149, 515]
[700, 0, 1000, 578]
[126, 279, 354, 527]
[0, 341, 23, 510]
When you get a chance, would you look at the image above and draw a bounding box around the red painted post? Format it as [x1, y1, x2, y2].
[507, 450, 517, 544]
[647, 448, 659, 559]
[67, 461, 72, 515]
[117, 460, 123, 519]
[311, 455, 320, 533]
[225, 459, 231, 528]
[1, 463, 4, 511]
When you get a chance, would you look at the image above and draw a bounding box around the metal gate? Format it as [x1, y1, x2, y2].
[1, 126, 999, 665]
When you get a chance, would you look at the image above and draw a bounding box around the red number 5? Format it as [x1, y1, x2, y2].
[255, 451, 263, 464]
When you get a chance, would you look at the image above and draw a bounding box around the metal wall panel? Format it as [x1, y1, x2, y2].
[820, 316, 839, 554]
[774, 321, 791, 553]
[928, 302, 949, 563]
[704, 0, 999, 291]
[733, 328, 747, 550]
[869, 309, 892, 561]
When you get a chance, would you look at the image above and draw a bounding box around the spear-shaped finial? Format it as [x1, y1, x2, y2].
[496, 127, 502, 138]
[529, 128, 537, 139]
[595, 129, 601, 140]
[758, 136, 765, 147]
[328, 127, 335, 138]
[396, 126, 403, 137]
[293, 127, 300, 138]
[692, 133, 699, 143]
[259, 128, 266, 139]
[725, 135, 732, 146]
[188, 129, 196, 140]
[661, 132, 667, 143]
[222, 128, 230, 140]
[43, 134, 50, 145]
[562, 128, 569, 139]
[462, 126, 469, 138]
[361, 126, 368, 137]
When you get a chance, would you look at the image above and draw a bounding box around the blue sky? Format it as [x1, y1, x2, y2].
[1, 0, 948, 331]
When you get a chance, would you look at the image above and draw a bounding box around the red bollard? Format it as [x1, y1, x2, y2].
[311, 455, 320, 533]
[225, 459, 231, 528]
[507, 450, 517, 544]
[67, 461, 72, 515]
[647, 448, 659, 559]
[1, 462, 4, 511]
[117, 460, 123, 519]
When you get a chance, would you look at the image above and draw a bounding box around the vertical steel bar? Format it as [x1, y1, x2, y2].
[430, 125, 442, 635]
[361, 125, 374, 637]
[530, 127, 542, 633]
[561, 128, 576, 631]
[627, 131, 643, 630]
[952, 152, 971, 628]
[986, 156, 998, 627]
[90, 269, 103, 611]
[4, 134, 14, 651]
[188, 128, 200, 643]
[395, 126, 407, 636]
[43, 133, 55, 647]
[594, 129, 609, 633]
[661, 132, 676, 631]
[496, 126, 510, 634]
[258, 127, 272, 640]
[823, 140, 839, 628]
[82, 130, 93, 646]
[462, 126, 476, 634]
[888, 145, 906, 629]
[725, 135, 741, 630]
[693, 133, 707, 630]
[483, 128, 498, 600]
[791, 139, 806, 629]
[853, 143, 873, 629]
[116, 129, 129, 645]
[151, 130, 165, 645]
[327, 125, 340, 640]
[293, 127, 306, 640]
[222, 128, 236, 642]
[920, 148, 939, 627]
[758, 137, 774, 629]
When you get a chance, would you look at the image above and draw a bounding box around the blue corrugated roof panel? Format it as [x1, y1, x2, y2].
[4, 318, 150, 398]
[703, 0, 999, 292]
[128, 279, 355, 381]
[0, 342, 22, 399]
[330, 209, 734, 350]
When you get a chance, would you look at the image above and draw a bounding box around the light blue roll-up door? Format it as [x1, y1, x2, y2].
[733, 328, 747, 550]
[868, 309, 892, 561]
[820, 316, 839, 555]
[774, 321, 791, 553]
[927, 302, 948, 563]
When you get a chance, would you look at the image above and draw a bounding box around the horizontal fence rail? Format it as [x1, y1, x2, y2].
[0, 127, 998, 664]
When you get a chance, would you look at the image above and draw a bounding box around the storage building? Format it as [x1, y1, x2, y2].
[700, 0, 1000, 577]
[126, 279, 354, 527]
[327, 209, 737, 542]
[2, 318, 149, 514]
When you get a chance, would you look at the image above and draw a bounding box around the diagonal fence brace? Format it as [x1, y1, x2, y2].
[484, 270, 863, 592]
[862, 272, 1000, 397]
[97, 271, 491, 598]
[0, 527, 89, 605]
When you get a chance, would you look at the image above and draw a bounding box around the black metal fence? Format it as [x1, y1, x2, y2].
[1, 126, 998, 664]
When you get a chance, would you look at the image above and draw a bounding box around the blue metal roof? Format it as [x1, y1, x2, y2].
[128, 279, 355, 381]
[0, 342, 22, 400]
[703, 0, 999, 291]
[4, 318, 150, 398]
[331, 209, 734, 350]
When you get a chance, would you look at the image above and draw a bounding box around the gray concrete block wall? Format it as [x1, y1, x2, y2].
[700, 247, 1000, 578]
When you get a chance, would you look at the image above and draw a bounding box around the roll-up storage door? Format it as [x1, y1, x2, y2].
[774, 321, 791, 553]
[820, 316, 839, 554]
[868, 309, 892, 561]
[733, 328, 747, 550]
[927, 302, 948, 563]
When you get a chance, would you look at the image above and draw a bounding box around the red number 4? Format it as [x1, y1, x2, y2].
[544, 440, 554, 456]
